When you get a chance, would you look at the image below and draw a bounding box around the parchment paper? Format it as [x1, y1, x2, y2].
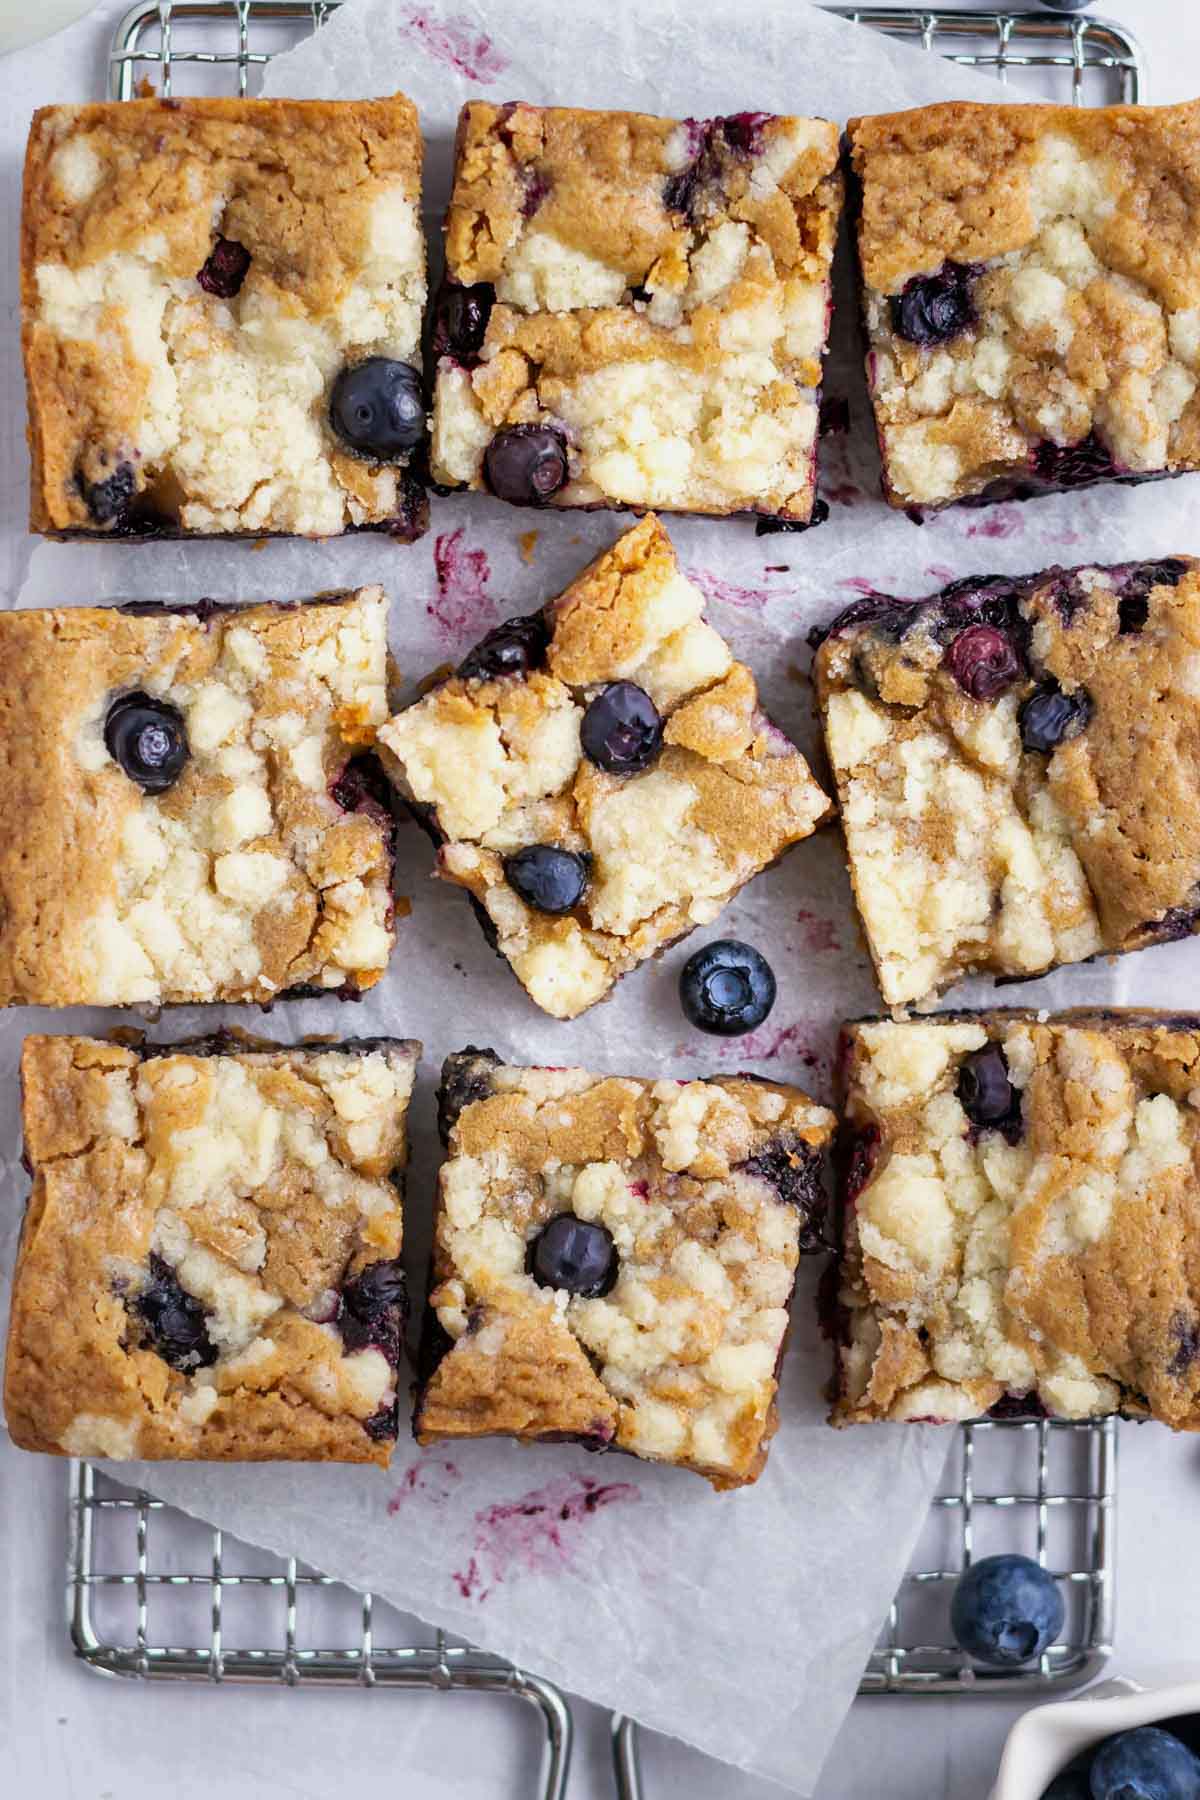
[3, 2, 1195, 1790]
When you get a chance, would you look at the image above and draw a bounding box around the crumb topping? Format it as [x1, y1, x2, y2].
[4, 1034, 419, 1465]
[834, 1013, 1200, 1430]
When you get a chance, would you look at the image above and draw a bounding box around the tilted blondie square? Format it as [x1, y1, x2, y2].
[848, 101, 1200, 510]
[23, 96, 428, 540]
[832, 1011, 1200, 1429]
[379, 515, 832, 1018]
[812, 557, 1200, 1009]
[430, 101, 842, 522]
[0, 588, 396, 1006]
[416, 1049, 836, 1488]
[4, 1031, 419, 1464]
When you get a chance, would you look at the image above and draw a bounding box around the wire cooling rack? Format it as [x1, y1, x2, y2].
[74, 2, 1140, 1793]
[106, 2, 1144, 103]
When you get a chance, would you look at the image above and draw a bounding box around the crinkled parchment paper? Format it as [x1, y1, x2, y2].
[5, 2, 1197, 1789]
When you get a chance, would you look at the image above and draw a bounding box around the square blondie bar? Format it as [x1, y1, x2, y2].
[0, 588, 396, 1006]
[380, 515, 832, 1018]
[416, 1049, 836, 1488]
[4, 1032, 419, 1464]
[832, 1012, 1200, 1430]
[430, 101, 842, 523]
[812, 557, 1200, 1008]
[848, 101, 1200, 509]
[23, 97, 428, 539]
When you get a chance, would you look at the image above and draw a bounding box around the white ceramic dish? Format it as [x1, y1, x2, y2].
[0, 0, 96, 56]
[992, 1676, 1200, 1799]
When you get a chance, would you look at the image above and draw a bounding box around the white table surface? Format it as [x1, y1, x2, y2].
[4, 3, 1200, 1796]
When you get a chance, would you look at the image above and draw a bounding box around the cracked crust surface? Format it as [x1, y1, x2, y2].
[417, 1050, 836, 1488]
[848, 101, 1200, 506]
[4, 1032, 419, 1464]
[0, 589, 395, 1006]
[833, 1011, 1200, 1430]
[379, 515, 832, 1019]
[431, 101, 842, 520]
[23, 96, 427, 538]
[813, 559, 1200, 1008]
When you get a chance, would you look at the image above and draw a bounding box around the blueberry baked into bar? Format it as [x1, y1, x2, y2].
[416, 1048, 837, 1488]
[848, 100, 1200, 510]
[22, 97, 428, 539]
[831, 1012, 1200, 1429]
[430, 101, 843, 523]
[380, 514, 832, 1018]
[4, 1032, 419, 1464]
[0, 588, 396, 1006]
[812, 558, 1200, 1009]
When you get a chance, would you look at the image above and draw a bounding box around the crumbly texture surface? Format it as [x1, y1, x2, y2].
[379, 515, 831, 1018]
[848, 101, 1200, 507]
[4, 1033, 419, 1464]
[417, 1050, 836, 1488]
[23, 97, 427, 538]
[431, 101, 842, 520]
[812, 559, 1200, 1008]
[0, 589, 395, 1006]
[833, 1012, 1200, 1429]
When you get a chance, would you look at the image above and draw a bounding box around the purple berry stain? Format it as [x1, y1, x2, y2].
[451, 1475, 639, 1602]
[428, 528, 498, 646]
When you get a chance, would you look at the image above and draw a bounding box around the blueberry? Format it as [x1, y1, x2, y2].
[740, 1132, 826, 1251]
[842, 1123, 881, 1206]
[432, 280, 494, 361]
[720, 111, 772, 156]
[945, 624, 1023, 699]
[1019, 682, 1093, 753]
[104, 693, 189, 793]
[483, 424, 569, 505]
[936, 575, 1023, 635]
[950, 1554, 1065, 1665]
[1169, 1311, 1200, 1377]
[891, 262, 976, 347]
[680, 940, 776, 1036]
[807, 593, 915, 650]
[957, 1043, 1018, 1127]
[1089, 1727, 1200, 1800]
[457, 611, 549, 681]
[1118, 559, 1189, 635]
[530, 1214, 618, 1297]
[83, 460, 137, 526]
[580, 682, 663, 774]
[330, 752, 394, 834]
[504, 844, 589, 914]
[329, 358, 425, 460]
[1031, 432, 1120, 490]
[132, 1254, 217, 1372]
[197, 236, 251, 298]
[338, 1258, 407, 1365]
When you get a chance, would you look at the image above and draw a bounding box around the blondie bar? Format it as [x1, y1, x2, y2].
[23, 97, 428, 539]
[0, 588, 396, 1006]
[4, 1031, 419, 1463]
[848, 101, 1200, 509]
[832, 1012, 1200, 1429]
[812, 558, 1200, 1008]
[380, 515, 832, 1018]
[430, 101, 842, 523]
[416, 1049, 836, 1488]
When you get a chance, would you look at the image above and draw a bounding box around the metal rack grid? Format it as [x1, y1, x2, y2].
[76, 2, 1140, 1793]
[68, 1460, 573, 1800]
[107, 3, 1144, 104]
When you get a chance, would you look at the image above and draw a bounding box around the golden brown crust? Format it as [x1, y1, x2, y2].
[813, 560, 1200, 1007]
[848, 101, 1200, 507]
[4, 1033, 419, 1464]
[22, 97, 425, 536]
[417, 1054, 836, 1489]
[432, 103, 843, 519]
[0, 591, 393, 1007]
[833, 1011, 1200, 1430]
[380, 516, 831, 1019]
